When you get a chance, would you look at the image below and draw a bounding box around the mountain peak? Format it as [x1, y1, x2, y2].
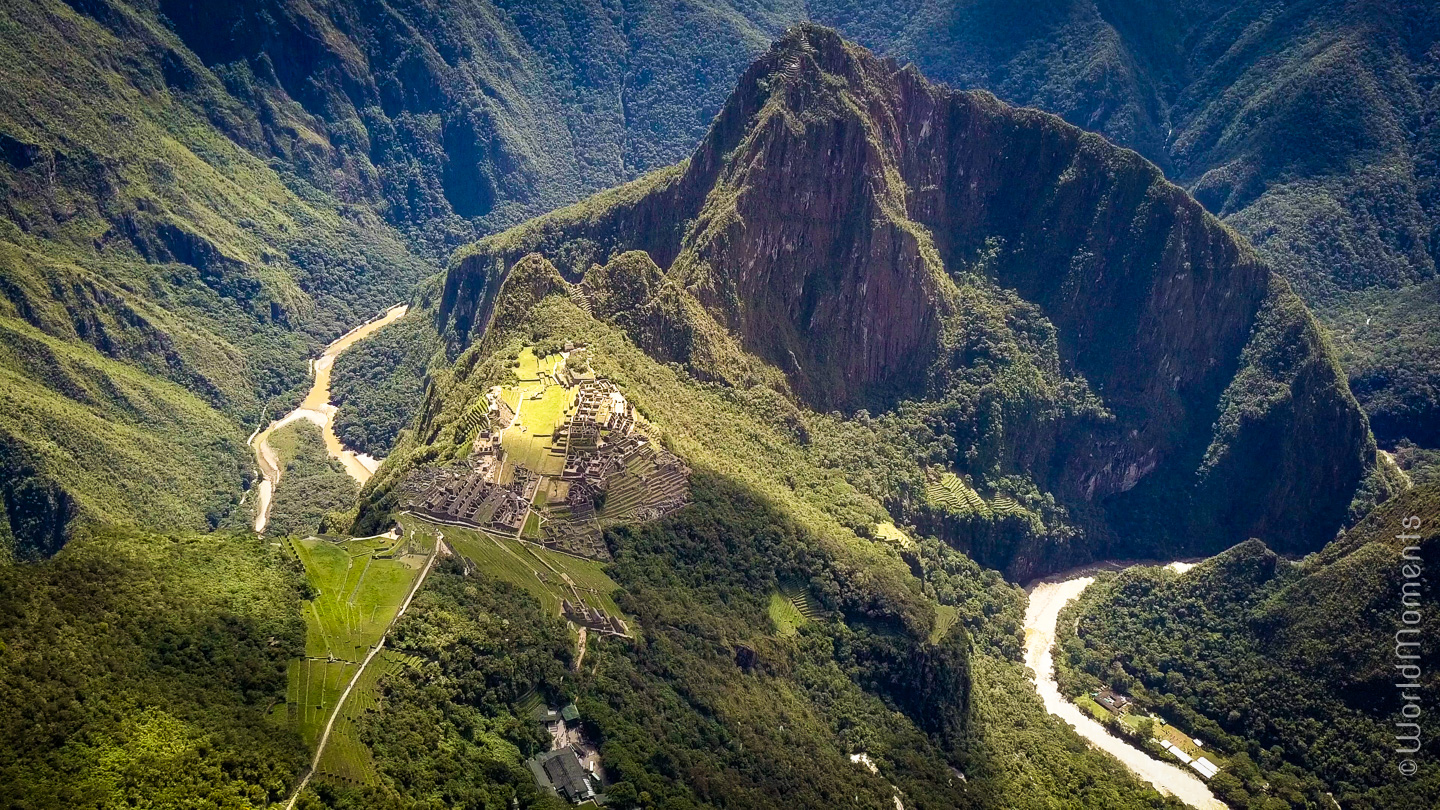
[439, 32, 1374, 575]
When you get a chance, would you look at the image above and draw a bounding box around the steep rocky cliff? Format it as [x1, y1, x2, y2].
[441, 26, 1379, 575]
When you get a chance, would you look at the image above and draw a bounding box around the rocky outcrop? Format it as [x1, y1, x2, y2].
[439, 26, 1377, 568]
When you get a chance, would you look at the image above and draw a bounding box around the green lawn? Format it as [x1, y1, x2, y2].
[768, 591, 808, 636]
[496, 346, 573, 475]
[499, 379, 571, 475]
[514, 347, 565, 381]
[1076, 694, 1113, 723]
[420, 519, 626, 623]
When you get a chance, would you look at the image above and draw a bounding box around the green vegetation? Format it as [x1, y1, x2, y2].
[926, 473, 992, 518]
[280, 526, 436, 795]
[330, 310, 439, 457]
[1320, 278, 1440, 447]
[310, 652, 421, 787]
[815, 1, 1440, 455]
[1055, 485, 1440, 809]
[294, 561, 574, 810]
[0, 315, 251, 559]
[498, 366, 573, 476]
[0, 527, 307, 806]
[4, 0, 1435, 554]
[286, 533, 429, 664]
[431, 519, 627, 623]
[0, 0, 434, 547]
[3, 7, 1431, 808]
[357, 243, 1186, 808]
[435, 28, 1373, 584]
[1393, 441, 1440, 487]
[767, 590, 808, 636]
[265, 422, 361, 540]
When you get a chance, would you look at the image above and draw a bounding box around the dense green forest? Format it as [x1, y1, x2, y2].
[2, 0, 1435, 549]
[348, 245, 1187, 806]
[432, 30, 1381, 580]
[0, 526, 307, 807]
[330, 313, 437, 457]
[1055, 485, 1440, 809]
[262, 422, 359, 540]
[328, 477, 1185, 809]
[0, 3, 1431, 808]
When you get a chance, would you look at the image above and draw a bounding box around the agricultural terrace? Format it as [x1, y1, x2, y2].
[414, 515, 630, 637]
[768, 581, 823, 637]
[277, 527, 436, 776]
[925, 471, 1022, 518]
[311, 651, 421, 786]
[402, 345, 690, 561]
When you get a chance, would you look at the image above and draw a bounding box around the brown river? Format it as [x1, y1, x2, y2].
[1022, 562, 1225, 810]
[251, 304, 408, 533]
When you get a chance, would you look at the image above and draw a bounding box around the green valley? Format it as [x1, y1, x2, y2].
[0, 3, 1432, 809]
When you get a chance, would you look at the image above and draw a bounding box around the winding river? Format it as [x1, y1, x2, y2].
[1022, 562, 1224, 810]
[251, 304, 409, 533]
[248, 304, 1222, 808]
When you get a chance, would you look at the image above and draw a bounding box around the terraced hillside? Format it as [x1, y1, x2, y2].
[4, 0, 1437, 556]
[279, 527, 436, 793]
[436, 27, 1382, 579]
[352, 238, 1191, 809]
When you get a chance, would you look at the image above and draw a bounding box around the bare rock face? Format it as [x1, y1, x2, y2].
[440, 26, 1377, 572]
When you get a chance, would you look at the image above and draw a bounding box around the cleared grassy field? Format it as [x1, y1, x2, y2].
[424, 519, 626, 622]
[930, 603, 959, 643]
[1077, 694, 1112, 723]
[873, 520, 915, 549]
[513, 347, 563, 382]
[768, 592, 808, 636]
[499, 380, 571, 475]
[291, 536, 425, 660]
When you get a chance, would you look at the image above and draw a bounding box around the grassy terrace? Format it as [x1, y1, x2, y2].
[405, 515, 627, 627]
[312, 652, 420, 786]
[767, 591, 808, 636]
[288, 535, 426, 661]
[925, 472, 991, 517]
[278, 527, 438, 783]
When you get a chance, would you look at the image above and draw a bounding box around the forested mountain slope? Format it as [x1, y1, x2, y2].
[430, 26, 1381, 580]
[813, 0, 1440, 450]
[346, 246, 1183, 810]
[0, 0, 434, 555]
[1056, 483, 1440, 808]
[143, 0, 1440, 447]
[2, 0, 1432, 554]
